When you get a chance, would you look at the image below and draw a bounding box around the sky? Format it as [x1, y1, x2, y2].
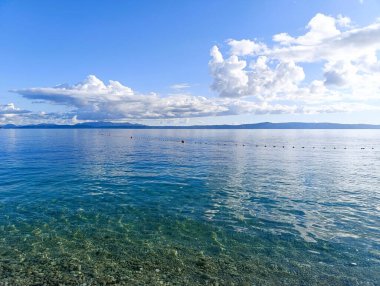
[1, 0, 380, 125]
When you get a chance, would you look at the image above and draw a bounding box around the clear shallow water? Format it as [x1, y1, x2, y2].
[0, 129, 379, 285]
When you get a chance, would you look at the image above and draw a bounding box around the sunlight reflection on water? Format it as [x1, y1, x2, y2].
[0, 129, 379, 285]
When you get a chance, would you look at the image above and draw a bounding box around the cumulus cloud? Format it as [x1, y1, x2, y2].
[9, 74, 379, 124]
[273, 13, 342, 46]
[13, 75, 314, 121]
[0, 103, 70, 125]
[8, 13, 380, 124]
[209, 13, 380, 104]
[210, 46, 305, 99]
[12, 75, 225, 120]
[227, 39, 266, 56]
[0, 103, 31, 115]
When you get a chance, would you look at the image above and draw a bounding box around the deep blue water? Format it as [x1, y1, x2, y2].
[0, 129, 379, 285]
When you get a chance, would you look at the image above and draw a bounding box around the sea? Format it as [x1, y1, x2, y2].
[0, 129, 379, 285]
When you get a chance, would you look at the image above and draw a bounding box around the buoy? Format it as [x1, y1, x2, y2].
[181, 140, 184, 143]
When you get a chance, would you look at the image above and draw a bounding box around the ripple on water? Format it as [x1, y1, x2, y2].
[0, 129, 380, 285]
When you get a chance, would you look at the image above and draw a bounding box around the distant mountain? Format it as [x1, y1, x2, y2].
[214, 122, 380, 129]
[1, 121, 145, 129]
[1, 122, 380, 129]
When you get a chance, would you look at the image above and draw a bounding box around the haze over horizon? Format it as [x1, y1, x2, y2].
[1, 0, 380, 126]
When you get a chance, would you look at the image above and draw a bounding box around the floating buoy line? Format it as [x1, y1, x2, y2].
[98, 132, 376, 151]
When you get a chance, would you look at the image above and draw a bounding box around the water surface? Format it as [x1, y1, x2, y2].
[0, 129, 379, 285]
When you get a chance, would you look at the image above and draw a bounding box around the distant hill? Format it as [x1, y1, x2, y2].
[1, 121, 380, 129]
[1, 121, 145, 129]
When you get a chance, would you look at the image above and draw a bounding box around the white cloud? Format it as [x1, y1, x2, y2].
[209, 46, 249, 97]
[337, 14, 351, 28]
[8, 13, 380, 124]
[15, 75, 135, 107]
[12, 75, 305, 121]
[0, 103, 30, 115]
[0, 103, 70, 125]
[227, 39, 266, 56]
[10, 74, 372, 124]
[170, 83, 191, 90]
[210, 47, 305, 99]
[274, 13, 345, 46]
[209, 13, 380, 107]
[323, 60, 357, 86]
[270, 21, 380, 63]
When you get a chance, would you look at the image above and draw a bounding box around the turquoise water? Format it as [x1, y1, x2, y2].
[0, 129, 379, 285]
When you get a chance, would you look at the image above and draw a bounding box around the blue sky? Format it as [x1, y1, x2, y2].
[1, 0, 380, 125]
